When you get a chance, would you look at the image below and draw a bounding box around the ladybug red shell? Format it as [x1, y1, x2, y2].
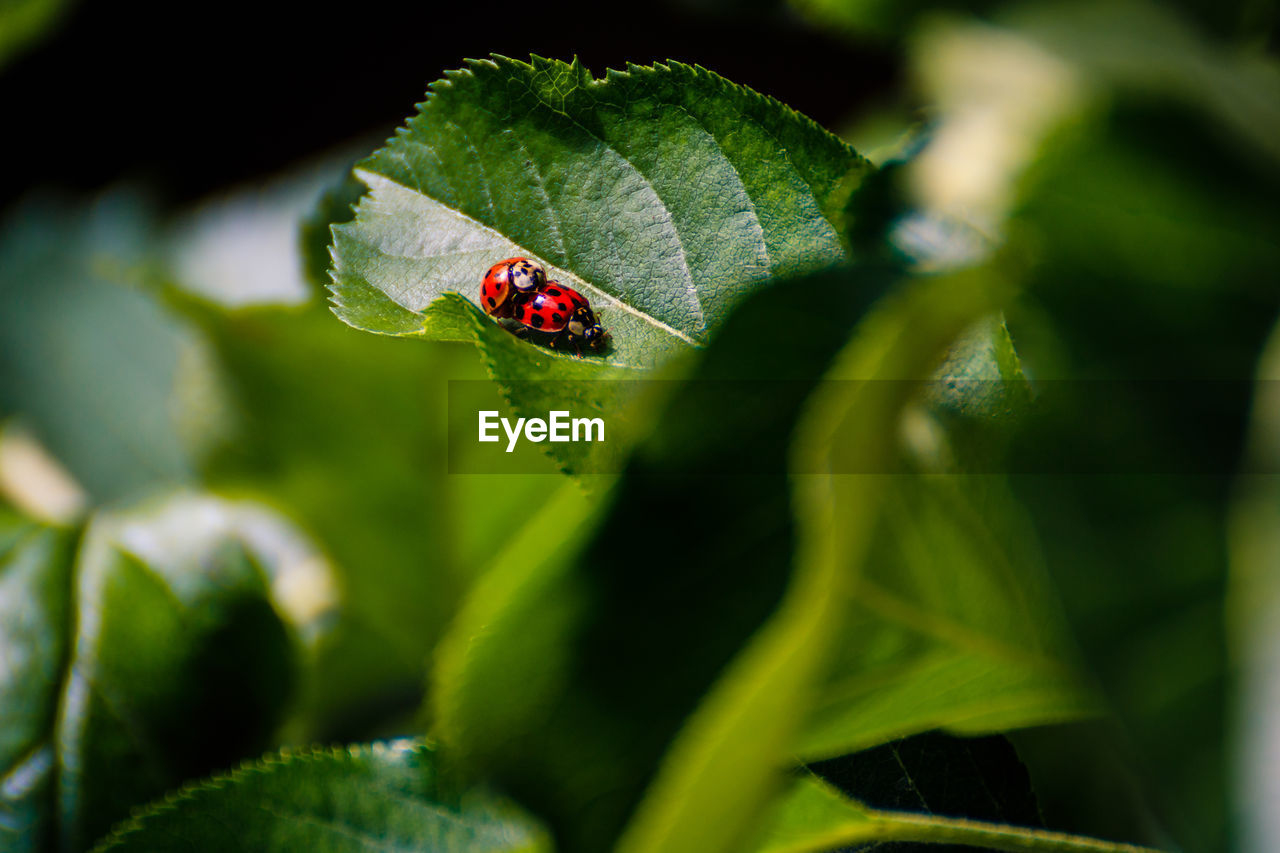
[512, 281, 607, 354]
[479, 257, 546, 319]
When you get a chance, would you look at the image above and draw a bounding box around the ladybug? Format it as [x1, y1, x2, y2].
[479, 257, 546, 319]
[512, 281, 608, 355]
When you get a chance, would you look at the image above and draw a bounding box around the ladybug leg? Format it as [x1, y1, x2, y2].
[513, 325, 530, 340]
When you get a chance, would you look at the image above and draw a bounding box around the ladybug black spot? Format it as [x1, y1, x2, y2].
[552, 312, 563, 323]
[487, 296, 497, 308]
[531, 314, 545, 329]
[558, 302, 568, 311]
[546, 287, 561, 297]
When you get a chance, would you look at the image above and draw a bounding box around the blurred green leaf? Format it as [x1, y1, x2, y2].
[92, 740, 549, 853]
[330, 55, 870, 369]
[754, 771, 1161, 853]
[299, 168, 365, 298]
[0, 195, 219, 502]
[435, 264, 919, 852]
[798, 472, 1100, 761]
[161, 162, 575, 735]
[0, 0, 72, 70]
[178, 293, 565, 738]
[190, 302, 471, 733]
[0, 494, 311, 853]
[1229, 318, 1280, 852]
[612, 270, 1003, 853]
[993, 53, 1280, 849]
[790, 0, 996, 40]
[1005, 0, 1280, 170]
[57, 494, 306, 851]
[778, 269, 1097, 764]
[0, 505, 76, 853]
[807, 732, 1043, 832]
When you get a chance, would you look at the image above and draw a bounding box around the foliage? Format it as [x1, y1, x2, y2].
[2, 3, 1278, 852]
[92, 741, 548, 853]
[0, 493, 318, 852]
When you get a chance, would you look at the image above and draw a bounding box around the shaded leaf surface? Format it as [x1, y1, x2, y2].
[0, 496, 310, 853]
[792, 271, 1097, 763]
[799, 470, 1099, 761]
[806, 732, 1042, 851]
[93, 741, 547, 853]
[57, 496, 304, 852]
[997, 67, 1280, 849]
[185, 297, 565, 739]
[0, 507, 76, 853]
[755, 772, 1157, 853]
[331, 55, 871, 368]
[435, 265, 898, 853]
[613, 271, 1004, 853]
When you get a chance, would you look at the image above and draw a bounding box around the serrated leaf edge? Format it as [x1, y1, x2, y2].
[87, 739, 433, 852]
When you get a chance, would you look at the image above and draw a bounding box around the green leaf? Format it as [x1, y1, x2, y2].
[0, 195, 220, 502]
[796, 469, 1101, 761]
[762, 266, 1097, 765]
[0, 507, 76, 853]
[329, 55, 871, 369]
[92, 740, 549, 853]
[1230, 317, 1280, 853]
[0, 494, 315, 852]
[990, 61, 1280, 848]
[433, 291, 648, 476]
[434, 264, 925, 853]
[300, 168, 365, 298]
[183, 295, 564, 737]
[612, 268, 1009, 853]
[163, 167, 568, 734]
[57, 494, 311, 851]
[754, 773, 1163, 853]
[1004, 0, 1280, 170]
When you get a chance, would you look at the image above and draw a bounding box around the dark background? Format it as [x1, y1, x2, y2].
[0, 0, 898, 210]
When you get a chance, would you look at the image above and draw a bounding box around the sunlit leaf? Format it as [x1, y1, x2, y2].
[330, 55, 871, 369]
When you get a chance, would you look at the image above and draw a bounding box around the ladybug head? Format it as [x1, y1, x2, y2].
[508, 258, 547, 292]
[567, 306, 606, 350]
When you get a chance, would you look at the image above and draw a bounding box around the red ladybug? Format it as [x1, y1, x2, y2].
[512, 281, 607, 355]
[479, 257, 546, 319]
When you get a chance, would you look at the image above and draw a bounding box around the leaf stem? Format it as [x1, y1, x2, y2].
[855, 811, 1166, 853]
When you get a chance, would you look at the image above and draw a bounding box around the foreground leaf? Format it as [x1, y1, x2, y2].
[991, 51, 1280, 847]
[0, 505, 76, 853]
[93, 740, 548, 853]
[183, 295, 565, 737]
[614, 270, 1001, 853]
[0, 494, 317, 852]
[772, 264, 1097, 764]
[435, 264, 900, 852]
[330, 55, 871, 368]
[797, 469, 1100, 760]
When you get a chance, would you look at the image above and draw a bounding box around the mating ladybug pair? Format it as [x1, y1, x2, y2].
[479, 257, 608, 355]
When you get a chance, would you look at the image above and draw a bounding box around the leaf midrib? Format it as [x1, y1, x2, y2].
[351, 170, 702, 347]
